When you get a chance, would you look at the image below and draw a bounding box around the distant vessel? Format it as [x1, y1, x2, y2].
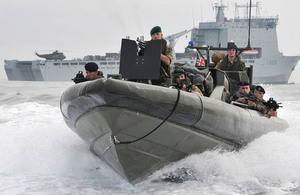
[188, 2, 300, 84]
[4, 53, 120, 81]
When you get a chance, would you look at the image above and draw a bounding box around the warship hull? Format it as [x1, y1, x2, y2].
[60, 78, 288, 184]
[251, 55, 300, 84]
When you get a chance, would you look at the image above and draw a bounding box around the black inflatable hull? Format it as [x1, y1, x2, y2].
[60, 78, 288, 184]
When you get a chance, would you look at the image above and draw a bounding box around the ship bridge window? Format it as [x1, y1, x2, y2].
[100, 62, 107, 65]
[54, 63, 61, 65]
[62, 63, 69, 65]
[108, 62, 115, 65]
[79, 62, 86, 65]
[70, 62, 78, 65]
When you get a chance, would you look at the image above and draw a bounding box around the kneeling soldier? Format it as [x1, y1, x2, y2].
[173, 68, 203, 96]
[248, 86, 277, 117]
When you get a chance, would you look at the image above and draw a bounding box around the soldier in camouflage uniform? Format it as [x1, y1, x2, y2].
[248, 86, 277, 117]
[173, 68, 203, 96]
[215, 43, 247, 72]
[150, 26, 174, 86]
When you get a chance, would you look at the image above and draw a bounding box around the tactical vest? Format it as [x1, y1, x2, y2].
[220, 55, 242, 71]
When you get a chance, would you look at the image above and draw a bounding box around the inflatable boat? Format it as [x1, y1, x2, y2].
[60, 70, 288, 184]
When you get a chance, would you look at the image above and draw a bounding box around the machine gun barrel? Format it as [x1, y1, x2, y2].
[137, 36, 146, 56]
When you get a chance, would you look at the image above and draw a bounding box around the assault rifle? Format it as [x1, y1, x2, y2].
[72, 71, 88, 84]
[244, 93, 258, 103]
[178, 79, 192, 92]
[263, 98, 282, 111]
[235, 92, 258, 103]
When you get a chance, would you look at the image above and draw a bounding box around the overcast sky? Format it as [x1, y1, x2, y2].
[1, 0, 300, 82]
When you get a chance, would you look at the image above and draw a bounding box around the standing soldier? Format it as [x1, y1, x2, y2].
[215, 42, 247, 72]
[150, 26, 174, 86]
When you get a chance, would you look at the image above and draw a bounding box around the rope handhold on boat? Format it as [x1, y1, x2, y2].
[110, 135, 120, 144]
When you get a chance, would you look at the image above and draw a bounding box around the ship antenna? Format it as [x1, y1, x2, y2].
[247, 0, 252, 49]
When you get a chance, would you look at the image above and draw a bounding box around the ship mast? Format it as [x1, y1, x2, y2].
[214, 1, 227, 23]
[246, 0, 252, 49]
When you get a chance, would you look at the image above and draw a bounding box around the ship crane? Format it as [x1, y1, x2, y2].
[164, 29, 192, 60]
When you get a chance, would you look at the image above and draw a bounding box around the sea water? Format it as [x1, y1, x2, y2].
[0, 81, 299, 195]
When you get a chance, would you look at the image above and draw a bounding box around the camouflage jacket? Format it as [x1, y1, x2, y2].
[252, 99, 268, 115]
[191, 85, 203, 96]
[152, 39, 174, 85]
[215, 55, 247, 72]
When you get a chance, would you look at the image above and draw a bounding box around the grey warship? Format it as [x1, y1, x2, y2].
[4, 53, 120, 81]
[189, 2, 300, 84]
